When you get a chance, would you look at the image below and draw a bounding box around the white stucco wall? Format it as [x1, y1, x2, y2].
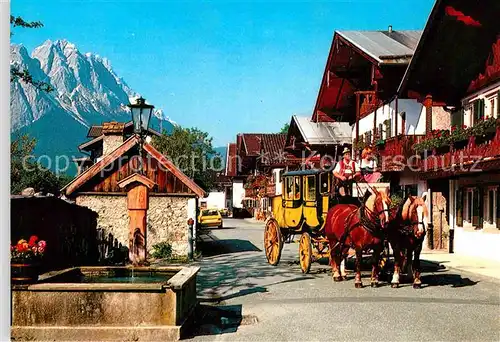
[201, 191, 225, 209]
[453, 228, 500, 262]
[273, 168, 284, 196]
[353, 98, 425, 140]
[232, 179, 245, 208]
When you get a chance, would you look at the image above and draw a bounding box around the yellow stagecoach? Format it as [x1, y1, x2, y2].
[264, 169, 390, 274]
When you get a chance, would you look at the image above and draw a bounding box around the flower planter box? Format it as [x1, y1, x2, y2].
[452, 139, 469, 150]
[435, 145, 450, 154]
[475, 133, 494, 146]
[11, 261, 40, 284]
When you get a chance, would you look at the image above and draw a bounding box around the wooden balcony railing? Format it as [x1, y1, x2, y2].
[418, 127, 500, 173]
[265, 183, 276, 197]
[376, 135, 426, 171]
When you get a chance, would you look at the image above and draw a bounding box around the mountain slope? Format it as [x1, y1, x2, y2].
[10, 40, 175, 175]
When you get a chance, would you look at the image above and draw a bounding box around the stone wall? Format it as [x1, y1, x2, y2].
[148, 196, 190, 255]
[431, 191, 450, 251]
[102, 135, 123, 156]
[11, 196, 99, 271]
[76, 195, 129, 251]
[76, 195, 191, 256]
[432, 106, 451, 130]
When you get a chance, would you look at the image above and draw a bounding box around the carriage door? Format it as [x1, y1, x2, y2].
[303, 175, 320, 228]
[284, 176, 303, 228]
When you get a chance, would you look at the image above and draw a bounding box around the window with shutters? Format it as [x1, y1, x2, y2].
[456, 188, 464, 227]
[378, 123, 384, 139]
[365, 131, 372, 144]
[451, 109, 464, 128]
[490, 98, 495, 118]
[473, 99, 485, 125]
[384, 120, 392, 138]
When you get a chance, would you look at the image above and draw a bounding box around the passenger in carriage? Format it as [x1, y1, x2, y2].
[333, 147, 361, 197]
[360, 147, 382, 183]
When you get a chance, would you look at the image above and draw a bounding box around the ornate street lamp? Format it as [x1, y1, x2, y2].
[128, 97, 154, 174]
[128, 97, 154, 137]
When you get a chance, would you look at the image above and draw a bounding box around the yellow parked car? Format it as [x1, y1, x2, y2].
[199, 208, 223, 229]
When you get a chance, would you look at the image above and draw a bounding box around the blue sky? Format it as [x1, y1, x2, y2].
[12, 0, 434, 147]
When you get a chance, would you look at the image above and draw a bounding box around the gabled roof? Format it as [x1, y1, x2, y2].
[312, 29, 422, 123]
[290, 115, 352, 146]
[62, 135, 205, 198]
[337, 30, 421, 65]
[398, 0, 500, 104]
[239, 133, 287, 158]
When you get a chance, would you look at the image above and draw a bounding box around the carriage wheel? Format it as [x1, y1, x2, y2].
[264, 219, 283, 266]
[299, 232, 312, 274]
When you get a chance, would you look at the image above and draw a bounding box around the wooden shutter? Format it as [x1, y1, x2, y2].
[479, 187, 484, 228]
[497, 91, 500, 117]
[451, 109, 464, 128]
[488, 189, 494, 224]
[456, 188, 463, 227]
[472, 188, 479, 226]
[497, 188, 500, 228]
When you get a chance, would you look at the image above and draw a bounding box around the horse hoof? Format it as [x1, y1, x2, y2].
[413, 283, 421, 289]
[354, 282, 363, 289]
[333, 276, 343, 282]
[391, 283, 399, 288]
[371, 282, 379, 288]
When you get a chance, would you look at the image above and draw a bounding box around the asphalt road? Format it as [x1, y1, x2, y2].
[187, 218, 500, 341]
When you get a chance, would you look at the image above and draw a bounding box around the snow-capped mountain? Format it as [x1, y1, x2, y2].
[11, 39, 175, 174]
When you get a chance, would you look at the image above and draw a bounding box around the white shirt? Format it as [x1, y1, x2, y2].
[361, 158, 377, 169]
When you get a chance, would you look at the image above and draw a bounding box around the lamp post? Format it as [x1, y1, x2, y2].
[128, 97, 154, 174]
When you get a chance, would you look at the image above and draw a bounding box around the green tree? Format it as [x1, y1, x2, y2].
[11, 134, 72, 195]
[280, 122, 290, 134]
[153, 127, 222, 192]
[10, 15, 53, 92]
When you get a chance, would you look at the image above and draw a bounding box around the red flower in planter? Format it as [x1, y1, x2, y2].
[28, 235, 38, 247]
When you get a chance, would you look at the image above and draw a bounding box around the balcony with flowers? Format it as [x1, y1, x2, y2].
[414, 117, 500, 174]
[244, 174, 270, 198]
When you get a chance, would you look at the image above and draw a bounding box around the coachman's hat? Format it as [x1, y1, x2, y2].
[342, 147, 351, 155]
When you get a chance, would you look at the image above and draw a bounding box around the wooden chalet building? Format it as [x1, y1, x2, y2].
[63, 121, 205, 257]
[398, 0, 500, 260]
[226, 133, 299, 219]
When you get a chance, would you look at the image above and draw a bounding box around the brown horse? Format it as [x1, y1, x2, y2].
[387, 193, 429, 288]
[325, 187, 391, 288]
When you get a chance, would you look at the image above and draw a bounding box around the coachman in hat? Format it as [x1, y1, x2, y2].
[333, 147, 361, 196]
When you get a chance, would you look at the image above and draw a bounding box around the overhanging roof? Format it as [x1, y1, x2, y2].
[398, 0, 500, 104]
[337, 30, 421, 65]
[292, 115, 352, 146]
[312, 29, 422, 123]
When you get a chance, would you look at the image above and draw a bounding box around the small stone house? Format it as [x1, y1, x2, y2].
[62, 122, 206, 256]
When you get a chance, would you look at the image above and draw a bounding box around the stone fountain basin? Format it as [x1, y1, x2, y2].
[11, 265, 200, 341]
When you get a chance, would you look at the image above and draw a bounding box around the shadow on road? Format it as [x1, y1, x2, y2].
[184, 305, 245, 338]
[198, 238, 262, 256]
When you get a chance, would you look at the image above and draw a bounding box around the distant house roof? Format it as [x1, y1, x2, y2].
[225, 143, 238, 177]
[398, 0, 500, 104]
[337, 30, 421, 65]
[62, 135, 205, 198]
[239, 133, 288, 158]
[290, 115, 352, 146]
[102, 121, 125, 135]
[86, 121, 161, 138]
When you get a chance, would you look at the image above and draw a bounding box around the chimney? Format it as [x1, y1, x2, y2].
[101, 121, 125, 156]
[388, 25, 393, 33]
